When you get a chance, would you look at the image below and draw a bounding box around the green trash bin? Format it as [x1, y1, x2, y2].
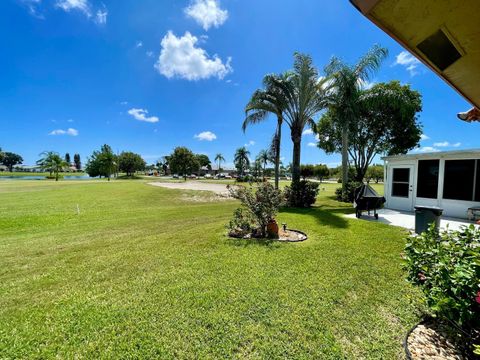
[414, 206, 443, 234]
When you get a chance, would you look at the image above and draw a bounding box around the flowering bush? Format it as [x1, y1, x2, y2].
[404, 224, 480, 347]
[228, 182, 282, 238]
[284, 180, 319, 207]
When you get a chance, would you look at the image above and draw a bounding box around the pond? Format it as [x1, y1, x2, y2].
[0, 175, 93, 181]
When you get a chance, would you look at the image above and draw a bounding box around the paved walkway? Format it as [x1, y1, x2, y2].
[148, 181, 234, 195]
[345, 208, 478, 232]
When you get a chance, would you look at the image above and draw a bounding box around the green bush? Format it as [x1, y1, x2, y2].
[284, 180, 319, 208]
[227, 208, 254, 237]
[404, 224, 480, 347]
[228, 182, 282, 238]
[335, 181, 362, 202]
[45, 174, 64, 180]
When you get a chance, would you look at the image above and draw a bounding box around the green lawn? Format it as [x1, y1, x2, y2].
[0, 171, 86, 177]
[0, 179, 420, 359]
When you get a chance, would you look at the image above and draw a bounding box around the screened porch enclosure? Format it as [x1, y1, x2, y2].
[383, 150, 480, 219]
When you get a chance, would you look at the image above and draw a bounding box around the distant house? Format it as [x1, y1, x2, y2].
[383, 149, 480, 219]
[0, 165, 7, 172]
[199, 165, 237, 176]
[14, 165, 42, 173]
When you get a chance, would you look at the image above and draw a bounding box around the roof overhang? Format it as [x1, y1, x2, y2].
[382, 149, 480, 161]
[350, 0, 480, 121]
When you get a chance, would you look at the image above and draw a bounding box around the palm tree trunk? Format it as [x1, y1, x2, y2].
[292, 134, 301, 184]
[341, 124, 349, 193]
[274, 118, 282, 189]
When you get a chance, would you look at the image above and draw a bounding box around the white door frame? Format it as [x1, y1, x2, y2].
[389, 164, 415, 211]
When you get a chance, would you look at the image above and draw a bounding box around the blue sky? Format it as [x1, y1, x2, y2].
[1, 0, 478, 167]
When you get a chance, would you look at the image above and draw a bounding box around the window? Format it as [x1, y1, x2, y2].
[392, 168, 410, 198]
[443, 160, 475, 201]
[417, 160, 439, 199]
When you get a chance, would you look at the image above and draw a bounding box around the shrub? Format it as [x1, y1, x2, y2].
[284, 180, 319, 208]
[45, 174, 64, 180]
[404, 224, 480, 348]
[227, 208, 254, 237]
[228, 182, 282, 237]
[335, 181, 362, 203]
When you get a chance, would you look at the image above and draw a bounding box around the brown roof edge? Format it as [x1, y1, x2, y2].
[349, 0, 479, 110]
[349, 0, 380, 14]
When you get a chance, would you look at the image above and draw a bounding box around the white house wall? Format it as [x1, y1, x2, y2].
[384, 153, 480, 219]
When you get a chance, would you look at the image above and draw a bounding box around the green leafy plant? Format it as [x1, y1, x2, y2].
[404, 224, 480, 352]
[284, 180, 319, 208]
[228, 182, 282, 238]
[335, 181, 362, 203]
[227, 208, 254, 237]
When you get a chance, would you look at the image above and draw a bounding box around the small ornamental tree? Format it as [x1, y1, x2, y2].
[228, 182, 282, 238]
[1, 152, 23, 172]
[118, 151, 146, 177]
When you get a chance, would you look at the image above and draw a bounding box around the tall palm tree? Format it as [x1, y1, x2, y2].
[256, 149, 270, 179]
[277, 53, 328, 184]
[323, 44, 388, 193]
[244, 73, 289, 189]
[234, 147, 250, 176]
[214, 153, 225, 174]
[37, 151, 68, 181]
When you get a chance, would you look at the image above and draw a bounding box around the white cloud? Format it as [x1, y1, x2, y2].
[136, 41, 143, 48]
[433, 141, 462, 148]
[21, 0, 44, 18]
[307, 142, 317, 147]
[95, 8, 107, 24]
[245, 140, 255, 147]
[120, 101, 128, 105]
[127, 108, 159, 123]
[49, 128, 79, 136]
[416, 146, 440, 153]
[420, 134, 430, 141]
[146, 51, 154, 58]
[56, 0, 91, 16]
[394, 51, 421, 76]
[184, 0, 228, 31]
[302, 128, 314, 136]
[67, 119, 74, 123]
[194, 131, 217, 141]
[358, 79, 376, 90]
[155, 31, 232, 81]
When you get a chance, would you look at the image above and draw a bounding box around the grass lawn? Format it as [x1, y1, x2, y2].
[0, 179, 420, 359]
[0, 172, 86, 177]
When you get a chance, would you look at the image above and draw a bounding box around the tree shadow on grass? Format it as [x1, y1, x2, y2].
[279, 205, 353, 229]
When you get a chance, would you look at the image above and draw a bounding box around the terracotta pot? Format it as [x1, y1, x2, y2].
[266, 219, 279, 238]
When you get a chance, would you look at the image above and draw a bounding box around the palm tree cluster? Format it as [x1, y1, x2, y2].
[244, 47, 388, 196]
[37, 151, 69, 181]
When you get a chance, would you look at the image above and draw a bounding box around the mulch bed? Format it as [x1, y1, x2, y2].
[229, 229, 307, 242]
[405, 318, 470, 359]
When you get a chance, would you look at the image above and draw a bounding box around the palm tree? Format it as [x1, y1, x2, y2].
[37, 151, 68, 181]
[278, 53, 328, 184]
[323, 45, 388, 194]
[244, 73, 289, 189]
[256, 149, 270, 179]
[214, 153, 225, 174]
[234, 147, 250, 176]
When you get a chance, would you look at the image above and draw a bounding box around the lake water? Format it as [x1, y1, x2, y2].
[0, 175, 93, 181]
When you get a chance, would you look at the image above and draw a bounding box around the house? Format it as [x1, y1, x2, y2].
[350, 0, 480, 122]
[383, 149, 480, 219]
